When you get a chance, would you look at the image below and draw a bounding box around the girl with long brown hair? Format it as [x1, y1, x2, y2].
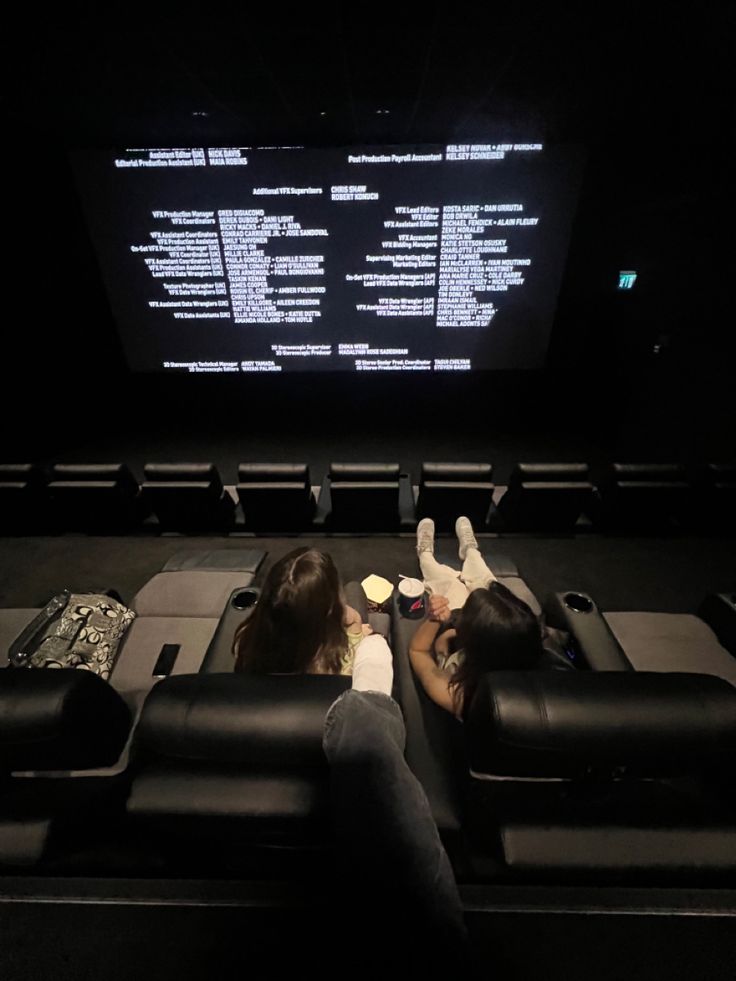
[234, 547, 391, 685]
[409, 517, 572, 717]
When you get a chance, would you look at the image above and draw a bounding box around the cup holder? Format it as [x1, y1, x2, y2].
[563, 592, 594, 614]
[231, 589, 259, 611]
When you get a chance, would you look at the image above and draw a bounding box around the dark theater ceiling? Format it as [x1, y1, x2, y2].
[1, 3, 732, 148]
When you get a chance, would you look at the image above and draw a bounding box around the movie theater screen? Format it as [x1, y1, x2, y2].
[72, 143, 583, 373]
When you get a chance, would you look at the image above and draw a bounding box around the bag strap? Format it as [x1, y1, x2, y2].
[8, 591, 71, 667]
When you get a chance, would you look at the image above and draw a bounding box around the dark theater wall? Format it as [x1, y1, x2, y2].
[0, 5, 731, 468]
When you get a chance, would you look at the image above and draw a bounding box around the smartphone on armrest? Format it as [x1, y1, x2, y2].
[152, 643, 180, 677]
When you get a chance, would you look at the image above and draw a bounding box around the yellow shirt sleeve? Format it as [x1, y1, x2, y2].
[341, 628, 363, 675]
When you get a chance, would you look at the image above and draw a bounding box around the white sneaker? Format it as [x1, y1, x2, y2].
[416, 517, 435, 554]
[455, 516, 478, 560]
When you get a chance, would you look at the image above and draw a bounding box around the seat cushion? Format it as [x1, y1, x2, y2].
[498, 824, 736, 876]
[0, 815, 52, 867]
[161, 548, 265, 574]
[604, 612, 736, 686]
[131, 571, 255, 618]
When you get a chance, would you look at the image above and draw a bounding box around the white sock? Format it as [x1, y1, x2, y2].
[351, 635, 394, 695]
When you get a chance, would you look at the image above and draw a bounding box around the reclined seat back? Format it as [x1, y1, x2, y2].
[142, 463, 235, 532]
[416, 462, 495, 531]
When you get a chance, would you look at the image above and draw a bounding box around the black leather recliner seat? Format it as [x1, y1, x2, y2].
[141, 463, 236, 532]
[0, 669, 132, 868]
[236, 463, 316, 532]
[494, 463, 594, 532]
[692, 463, 736, 533]
[0, 463, 47, 533]
[594, 462, 691, 532]
[416, 462, 495, 531]
[126, 672, 350, 875]
[463, 671, 736, 883]
[315, 462, 416, 532]
[0, 549, 267, 872]
[390, 552, 736, 885]
[47, 463, 147, 532]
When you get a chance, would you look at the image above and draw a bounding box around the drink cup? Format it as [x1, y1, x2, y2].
[398, 578, 426, 619]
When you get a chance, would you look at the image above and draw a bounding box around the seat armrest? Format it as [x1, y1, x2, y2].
[546, 591, 633, 671]
[398, 473, 417, 528]
[368, 612, 391, 638]
[698, 593, 736, 657]
[200, 587, 261, 674]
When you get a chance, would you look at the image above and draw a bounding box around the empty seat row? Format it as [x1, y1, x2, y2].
[1, 460, 734, 534]
[0, 463, 308, 533]
[417, 461, 593, 531]
[419, 461, 736, 533]
[0, 462, 408, 534]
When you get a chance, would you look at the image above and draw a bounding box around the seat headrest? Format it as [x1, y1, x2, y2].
[136, 673, 350, 766]
[516, 481, 593, 494]
[0, 669, 131, 771]
[48, 480, 122, 492]
[705, 463, 736, 483]
[610, 463, 688, 482]
[144, 463, 221, 485]
[465, 672, 736, 778]
[421, 462, 493, 481]
[330, 463, 400, 481]
[0, 464, 45, 485]
[51, 463, 138, 492]
[141, 481, 222, 497]
[511, 463, 589, 484]
[238, 463, 309, 483]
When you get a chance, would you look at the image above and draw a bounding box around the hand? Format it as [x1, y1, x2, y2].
[361, 623, 374, 637]
[428, 594, 451, 622]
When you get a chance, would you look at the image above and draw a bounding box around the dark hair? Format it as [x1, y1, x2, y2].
[233, 548, 348, 675]
[449, 581, 543, 713]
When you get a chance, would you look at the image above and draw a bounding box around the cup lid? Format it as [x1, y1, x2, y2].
[398, 577, 424, 597]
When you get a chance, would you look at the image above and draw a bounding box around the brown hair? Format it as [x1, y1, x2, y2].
[448, 581, 544, 715]
[233, 547, 348, 675]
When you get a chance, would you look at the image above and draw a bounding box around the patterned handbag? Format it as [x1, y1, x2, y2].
[8, 591, 136, 681]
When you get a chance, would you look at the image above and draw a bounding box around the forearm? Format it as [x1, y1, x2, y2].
[408, 643, 457, 715]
